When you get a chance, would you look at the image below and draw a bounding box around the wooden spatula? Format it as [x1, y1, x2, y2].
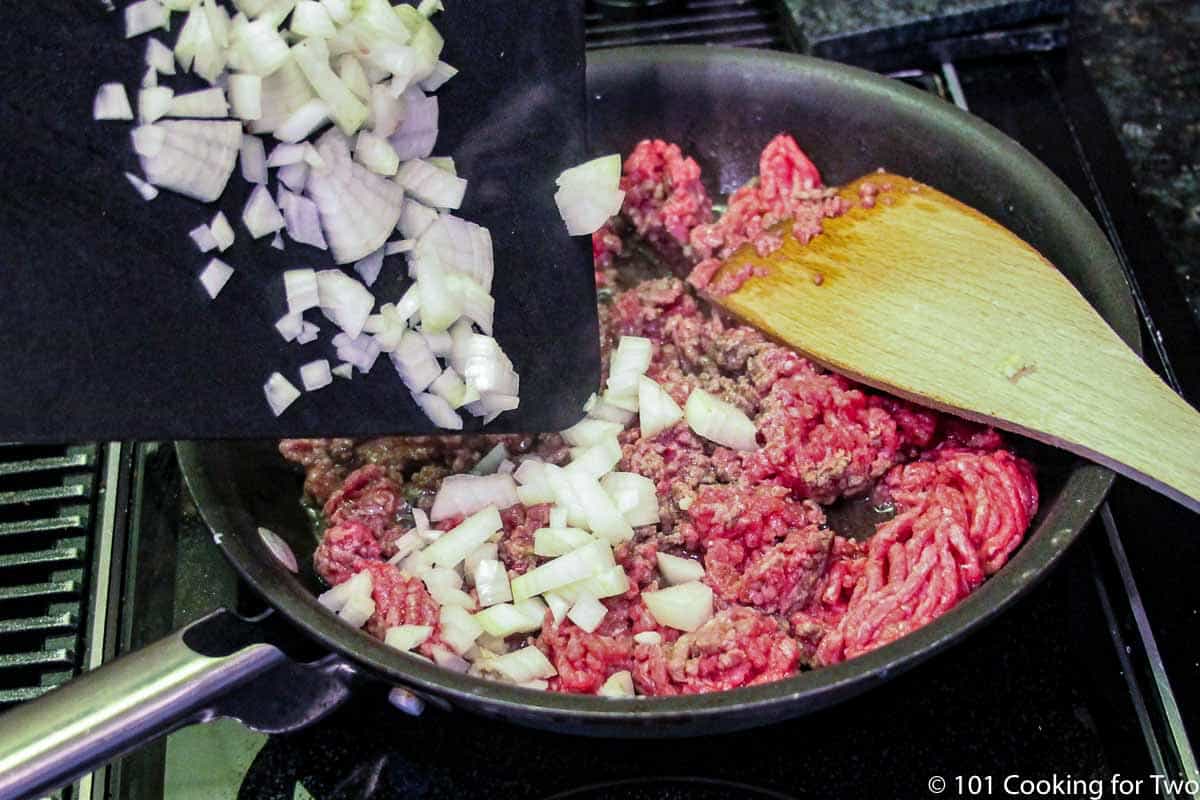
[707, 173, 1200, 514]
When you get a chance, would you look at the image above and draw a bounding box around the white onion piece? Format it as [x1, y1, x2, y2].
[363, 302, 409, 352]
[430, 473, 518, 522]
[167, 88, 228, 118]
[279, 162, 310, 193]
[391, 331, 440, 392]
[125, 0, 168, 38]
[291, 0, 337, 38]
[278, 190, 328, 249]
[268, 142, 307, 167]
[563, 467, 634, 544]
[353, 246, 385, 286]
[419, 60, 457, 92]
[318, 569, 372, 613]
[396, 158, 466, 209]
[638, 376, 683, 439]
[430, 645, 469, 673]
[510, 540, 613, 602]
[474, 600, 544, 638]
[296, 321, 320, 344]
[94, 83, 134, 120]
[538, 464, 588, 528]
[189, 224, 218, 253]
[239, 134, 268, 184]
[316, 269, 374, 338]
[231, 18, 290, 76]
[275, 312, 303, 341]
[410, 245, 462, 333]
[489, 646, 556, 684]
[685, 388, 758, 451]
[264, 371, 301, 416]
[258, 526, 299, 572]
[414, 392, 463, 430]
[333, 332, 382, 373]
[146, 37, 176, 75]
[300, 359, 332, 391]
[451, 333, 518, 396]
[125, 172, 159, 201]
[199, 257, 234, 298]
[549, 506, 568, 528]
[586, 394, 635, 425]
[332, 362, 354, 379]
[601, 472, 660, 528]
[642, 582, 713, 633]
[656, 552, 706, 586]
[129, 126, 163, 159]
[598, 670, 635, 698]
[306, 129, 405, 263]
[473, 559, 513, 607]
[141, 66, 158, 89]
[567, 594, 607, 633]
[284, 268, 319, 313]
[544, 592, 570, 626]
[420, 507, 503, 571]
[418, 0, 444, 18]
[533, 527, 595, 558]
[321, 0, 351, 24]
[140, 120, 241, 202]
[242, 184, 285, 238]
[210, 211, 235, 251]
[423, 568, 475, 609]
[228, 74, 262, 120]
[385, 624, 432, 652]
[275, 98, 332, 144]
[388, 87, 438, 160]
[398, 199, 438, 239]
[335, 54, 371, 102]
[553, 565, 629, 603]
[248, 56, 315, 134]
[385, 532, 424, 567]
[464, 542, 498, 579]
[368, 84, 404, 137]
[607, 336, 652, 398]
[554, 155, 625, 236]
[355, 131, 400, 175]
[439, 606, 483, 655]
[338, 592, 376, 628]
[203, 0, 231, 48]
[561, 418, 624, 448]
[633, 631, 662, 646]
[292, 37, 368, 134]
[419, 215, 494, 292]
[138, 86, 173, 123]
[568, 437, 622, 480]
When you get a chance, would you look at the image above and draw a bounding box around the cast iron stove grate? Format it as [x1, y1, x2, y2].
[585, 0, 786, 50]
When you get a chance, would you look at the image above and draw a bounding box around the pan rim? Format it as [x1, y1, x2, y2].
[179, 44, 1131, 730]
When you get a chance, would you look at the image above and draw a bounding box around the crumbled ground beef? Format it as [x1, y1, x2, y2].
[285, 134, 1039, 697]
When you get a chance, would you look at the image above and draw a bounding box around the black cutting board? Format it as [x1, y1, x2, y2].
[0, 0, 598, 441]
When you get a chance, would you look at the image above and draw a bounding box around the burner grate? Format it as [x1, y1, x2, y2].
[585, 0, 786, 50]
[0, 443, 98, 708]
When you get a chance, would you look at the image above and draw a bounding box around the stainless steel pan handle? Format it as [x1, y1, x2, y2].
[0, 610, 287, 800]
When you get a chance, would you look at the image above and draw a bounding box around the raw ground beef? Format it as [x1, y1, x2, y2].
[281, 133, 1040, 697]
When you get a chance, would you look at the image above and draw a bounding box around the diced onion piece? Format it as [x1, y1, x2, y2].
[94, 83, 134, 120]
[257, 526, 299, 572]
[125, 0, 168, 38]
[240, 134, 268, 184]
[274, 98, 331, 143]
[332, 363, 354, 379]
[321, 0, 351, 23]
[278, 190, 328, 249]
[561, 418, 623, 448]
[685, 388, 758, 451]
[284, 268, 319, 313]
[451, 332, 518, 396]
[533, 527, 594, 558]
[600, 472, 660, 527]
[513, 462, 555, 507]
[167, 88, 228, 118]
[465, 543, 499, 579]
[385, 624, 432, 652]
[296, 321, 320, 343]
[391, 331, 440, 392]
[586, 394, 635, 425]
[275, 312, 303, 341]
[655, 552, 705, 586]
[264, 372, 301, 416]
[563, 466, 634, 544]
[269, 143, 306, 167]
[396, 158, 466, 209]
[141, 66, 158, 89]
[353, 247, 384, 287]
[568, 437, 622, 480]
[140, 120, 241, 202]
[638, 376, 683, 438]
[549, 506, 568, 529]
[542, 592, 569, 626]
[414, 391, 463, 430]
[368, 84, 403, 137]
[388, 87, 438, 160]
[189, 224, 218, 253]
[473, 603, 542, 638]
[554, 154, 625, 236]
[598, 670, 635, 698]
[125, 172, 159, 200]
[315, 269, 374, 338]
[419, 60, 457, 91]
[318, 568, 372, 612]
[607, 336, 652, 396]
[439, 607, 483, 658]
[421, 506, 503, 569]
[300, 359, 332, 391]
[138, 86, 173, 123]
[398, 198, 438, 239]
[337, 54, 371, 101]
[430, 645, 469, 673]
[229, 74, 263, 120]
[642, 581, 713, 633]
[306, 129, 405, 263]
[210, 211, 235, 251]
[146, 37, 176, 75]
[553, 565, 629, 603]
[633, 631, 662, 646]
[566, 594, 607, 633]
[422, 567, 475, 609]
[248, 57, 315, 134]
[338, 592, 375, 628]
[428, 367, 472, 408]
[538, 464, 588, 528]
[199, 257, 234, 298]
[291, 0, 337, 37]
[232, 18, 290, 76]
[355, 131, 400, 175]
[292, 38, 368, 135]
[473, 559, 513, 607]
[417, 0, 443, 18]
[489, 646, 556, 684]
[242, 184, 285, 238]
[278, 162, 309, 192]
[430, 473, 518, 522]
[510, 540, 613, 602]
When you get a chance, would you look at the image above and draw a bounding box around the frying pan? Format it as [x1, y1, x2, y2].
[0, 46, 1137, 800]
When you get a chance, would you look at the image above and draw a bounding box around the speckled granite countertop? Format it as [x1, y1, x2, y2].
[1074, 0, 1200, 329]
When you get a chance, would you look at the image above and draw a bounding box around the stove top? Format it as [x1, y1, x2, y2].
[2, 5, 1197, 800]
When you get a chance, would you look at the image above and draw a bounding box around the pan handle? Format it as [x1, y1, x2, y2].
[0, 609, 288, 800]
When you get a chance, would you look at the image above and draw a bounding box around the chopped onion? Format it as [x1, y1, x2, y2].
[167, 87, 228, 118]
[315, 269, 374, 337]
[554, 154, 625, 236]
[332, 362, 354, 379]
[258, 526, 299, 572]
[306, 129, 405, 263]
[538, 464, 588, 528]
[389, 87, 438, 160]
[278, 162, 310, 192]
[469, 443, 508, 477]
[210, 211, 235, 251]
[567, 594, 607, 633]
[568, 437, 622, 480]
[598, 670, 635, 698]
[336, 54, 371, 101]
[242, 184, 285, 238]
[563, 466, 634, 544]
[269, 143, 306, 167]
[600, 472, 660, 527]
[685, 388, 758, 451]
[549, 506, 568, 528]
[94, 83, 133, 120]
[146, 37, 176, 75]
[353, 246, 385, 286]
[199, 257, 234, 298]
[248, 56, 315, 134]
[543, 592, 570, 626]
[472, 559, 513, 607]
[296, 321, 320, 343]
[638, 376, 683, 439]
[418, 0, 444, 18]
[138, 86, 173, 123]
[355, 130, 400, 175]
[633, 631, 662, 646]
[275, 98, 332, 144]
[368, 84, 403, 137]
[430, 473, 518, 522]
[451, 333, 518, 396]
[292, 37, 368, 134]
[321, 0, 351, 24]
[239, 134, 268, 184]
[397, 158, 466, 209]
[419, 60, 457, 92]
[125, 171, 159, 200]
[489, 646, 556, 684]
[561, 418, 623, 448]
[332, 332, 382, 373]
[275, 312, 303, 341]
[125, 0, 168, 38]
[510, 540, 613, 602]
[421, 506, 503, 569]
[464, 542, 498, 579]
[414, 391, 463, 430]
[229, 74, 263, 120]
[608, 336, 652, 397]
[533, 527, 595, 558]
[300, 359, 333, 391]
[474, 600, 544, 638]
[513, 461, 555, 507]
[642, 581, 713, 633]
[439, 605, 483, 655]
[278, 190, 328, 249]
[430, 645, 469, 673]
[291, 0, 337, 38]
[553, 565, 629, 603]
[385, 624, 432, 652]
[141, 66, 158, 89]
[231, 18, 290, 76]
[338, 592, 376, 628]
[318, 568, 373, 612]
[189, 224, 218, 253]
[264, 371, 301, 416]
[398, 198, 438, 239]
[139, 120, 241, 202]
[656, 552, 706, 586]
[585, 394, 635, 425]
[391, 330, 440, 392]
[284, 268, 319, 313]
